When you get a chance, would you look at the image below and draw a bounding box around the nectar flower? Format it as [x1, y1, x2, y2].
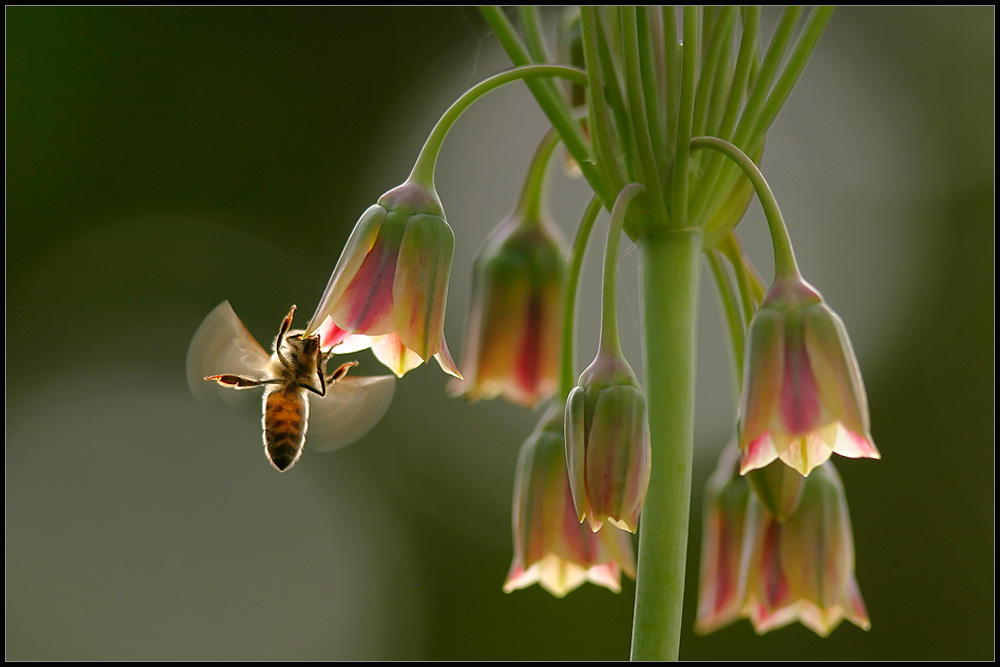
[694, 445, 752, 635]
[448, 207, 567, 408]
[306, 180, 460, 379]
[565, 351, 652, 533]
[738, 275, 880, 477]
[738, 462, 871, 636]
[504, 402, 636, 597]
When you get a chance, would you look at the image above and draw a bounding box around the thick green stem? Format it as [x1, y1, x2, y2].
[407, 64, 587, 190]
[631, 228, 703, 661]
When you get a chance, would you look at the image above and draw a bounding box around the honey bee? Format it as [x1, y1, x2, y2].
[187, 301, 395, 472]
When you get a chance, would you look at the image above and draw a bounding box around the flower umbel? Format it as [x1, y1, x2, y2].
[738, 275, 880, 477]
[565, 350, 652, 533]
[504, 402, 637, 597]
[306, 180, 460, 379]
[738, 462, 870, 636]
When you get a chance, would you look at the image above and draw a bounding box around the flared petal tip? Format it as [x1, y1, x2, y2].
[739, 433, 780, 476]
[434, 341, 463, 379]
[605, 515, 639, 534]
[834, 425, 881, 461]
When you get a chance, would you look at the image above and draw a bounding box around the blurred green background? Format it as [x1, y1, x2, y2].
[6, 6, 994, 660]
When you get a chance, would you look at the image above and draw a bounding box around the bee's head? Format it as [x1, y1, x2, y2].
[279, 330, 320, 357]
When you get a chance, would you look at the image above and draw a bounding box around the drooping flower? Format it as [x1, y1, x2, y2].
[504, 402, 637, 597]
[738, 275, 880, 477]
[565, 350, 652, 533]
[694, 445, 752, 635]
[306, 180, 460, 378]
[738, 462, 871, 637]
[447, 201, 567, 408]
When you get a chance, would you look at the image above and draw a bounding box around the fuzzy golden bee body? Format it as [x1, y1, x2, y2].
[263, 386, 310, 472]
[187, 302, 395, 472]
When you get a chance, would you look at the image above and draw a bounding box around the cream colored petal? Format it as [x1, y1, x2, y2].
[740, 433, 781, 475]
[831, 423, 881, 460]
[369, 334, 425, 378]
[433, 335, 462, 379]
[778, 433, 834, 477]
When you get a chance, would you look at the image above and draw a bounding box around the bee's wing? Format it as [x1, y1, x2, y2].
[186, 301, 273, 407]
[306, 374, 396, 452]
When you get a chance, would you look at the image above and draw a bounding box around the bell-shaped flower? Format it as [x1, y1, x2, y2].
[738, 275, 880, 477]
[738, 462, 871, 637]
[504, 402, 637, 597]
[306, 180, 460, 378]
[694, 445, 752, 635]
[565, 350, 652, 533]
[448, 202, 567, 408]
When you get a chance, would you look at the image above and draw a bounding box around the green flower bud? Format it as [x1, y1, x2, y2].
[565, 350, 651, 533]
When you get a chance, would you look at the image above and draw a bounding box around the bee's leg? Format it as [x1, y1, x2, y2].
[327, 361, 359, 383]
[205, 374, 277, 389]
[305, 360, 358, 398]
[274, 305, 297, 369]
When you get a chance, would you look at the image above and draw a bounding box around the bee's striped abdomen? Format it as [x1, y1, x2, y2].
[263, 386, 309, 472]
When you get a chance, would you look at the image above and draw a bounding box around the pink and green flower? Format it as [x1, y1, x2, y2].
[449, 208, 567, 408]
[307, 181, 460, 378]
[504, 402, 636, 597]
[739, 276, 880, 477]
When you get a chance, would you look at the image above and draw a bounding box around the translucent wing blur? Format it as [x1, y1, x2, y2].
[186, 301, 272, 407]
[307, 374, 396, 452]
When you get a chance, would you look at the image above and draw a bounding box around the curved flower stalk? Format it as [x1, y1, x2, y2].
[306, 180, 460, 379]
[504, 401, 637, 597]
[738, 462, 871, 636]
[738, 275, 881, 477]
[449, 129, 569, 408]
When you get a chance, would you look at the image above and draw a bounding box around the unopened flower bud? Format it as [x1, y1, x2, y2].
[565, 351, 651, 533]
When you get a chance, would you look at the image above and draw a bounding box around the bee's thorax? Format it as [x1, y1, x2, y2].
[272, 332, 327, 390]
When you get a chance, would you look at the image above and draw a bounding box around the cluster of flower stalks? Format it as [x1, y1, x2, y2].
[296, 6, 879, 660]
